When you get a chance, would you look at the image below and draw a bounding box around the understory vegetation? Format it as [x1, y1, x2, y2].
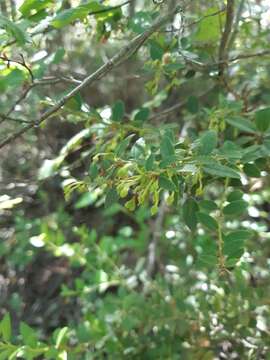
[0, 0, 270, 359]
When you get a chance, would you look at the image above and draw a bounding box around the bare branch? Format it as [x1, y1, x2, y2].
[88, 0, 132, 15]
[146, 200, 167, 278]
[0, 6, 180, 150]
[227, 0, 245, 50]
[218, 0, 235, 75]
[229, 50, 270, 62]
[148, 101, 186, 122]
[187, 8, 226, 29]
[0, 114, 33, 124]
[0, 76, 82, 126]
[0, 84, 34, 126]
[182, 49, 270, 73]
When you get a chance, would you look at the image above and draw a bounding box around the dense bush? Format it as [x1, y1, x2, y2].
[0, 0, 270, 359]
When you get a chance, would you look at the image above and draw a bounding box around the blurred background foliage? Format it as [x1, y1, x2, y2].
[0, 0, 270, 359]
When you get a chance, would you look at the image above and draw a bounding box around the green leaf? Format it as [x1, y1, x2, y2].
[159, 175, 177, 192]
[196, 235, 217, 267]
[65, 93, 82, 111]
[219, 141, 243, 160]
[89, 163, 99, 180]
[112, 100, 125, 122]
[203, 163, 240, 179]
[187, 96, 199, 114]
[225, 230, 252, 244]
[196, 212, 218, 230]
[243, 163, 261, 178]
[0, 15, 27, 45]
[159, 155, 178, 168]
[198, 130, 217, 155]
[51, 2, 104, 28]
[198, 254, 217, 266]
[227, 190, 243, 202]
[194, 7, 225, 43]
[55, 327, 69, 349]
[129, 11, 151, 33]
[223, 200, 248, 216]
[125, 197, 136, 211]
[0, 313, 11, 342]
[0, 350, 13, 360]
[160, 135, 175, 159]
[199, 200, 218, 212]
[52, 48, 65, 65]
[255, 157, 267, 169]
[115, 135, 133, 157]
[19, 0, 53, 17]
[241, 145, 262, 163]
[134, 108, 150, 122]
[105, 188, 119, 208]
[182, 198, 199, 231]
[145, 154, 155, 171]
[255, 107, 270, 132]
[0, 69, 26, 91]
[163, 62, 185, 73]
[224, 230, 251, 266]
[75, 192, 96, 209]
[20, 322, 38, 347]
[226, 117, 256, 133]
[149, 41, 163, 61]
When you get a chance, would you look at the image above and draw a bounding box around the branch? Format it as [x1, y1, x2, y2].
[0, 114, 33, 124]
[229, 50, 270, 62]
[88, 0, 132, 15]
[148, 101, 186, 122]
[146, 200, 167, 278]
[0, 84, 34, 126]
[227, 0, 245, 50]
[187, 8, 226, 29]
[148, 83, 216, 123]
[161, 8, 226, 34]
[0, 76, 82, 126]
[0, 7, 180, 150]
[218, 0, 235, 75]
[0, 53, 34, 82]
[182, 49, 270, 73]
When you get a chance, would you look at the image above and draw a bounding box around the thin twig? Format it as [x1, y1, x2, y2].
[88, 0, 132, 15]
[0, 76, 82, 125]
[0, 54, 34, 82]
[148, 101, 186, 122]
[161, 8, 226, 33]
[229, 50, 270, 62]
[0, 84, 34, 125]
[0, 7, 180, 150]
[182, 49, 270, 72]
[187, 8, 226, 28]
[0, 114, 33, 124]
[148, 84, 216, 122]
